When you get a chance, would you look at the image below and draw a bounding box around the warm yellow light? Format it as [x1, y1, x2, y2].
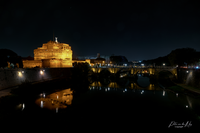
[18, 72, 22, 77]
[40, 70, 44, 75]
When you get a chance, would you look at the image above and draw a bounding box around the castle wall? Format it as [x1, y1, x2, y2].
[22, 60, 42, 68]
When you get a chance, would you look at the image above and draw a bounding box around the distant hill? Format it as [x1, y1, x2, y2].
[142, 48, 200, 66]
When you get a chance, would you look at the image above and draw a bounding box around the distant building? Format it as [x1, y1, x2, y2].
[76, 53, 110, 66]
[132, 60, 140, 63]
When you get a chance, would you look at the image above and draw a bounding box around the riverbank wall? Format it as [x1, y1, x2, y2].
[0, 68, 73, 90]
[177, 68, 200, 88]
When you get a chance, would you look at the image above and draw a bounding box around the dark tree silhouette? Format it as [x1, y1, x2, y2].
[0, 49, 23, 68]
[168, 48, 198, 66]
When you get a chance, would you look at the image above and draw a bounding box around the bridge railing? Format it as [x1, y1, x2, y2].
[91, 66, 176, 69]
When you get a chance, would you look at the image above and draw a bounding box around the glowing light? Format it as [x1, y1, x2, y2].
[56, 108, 58, 113]
[22, 71, 24, 73]
[43, 93, 45, 98]
[43, 70, 45, 71]
[125, 89, 127, 91]
[57, 95, 59, 99]
[105, 89, 107, 92]
[40, 70, 43, 75]
[55, 37, 58, 43]
[196, 66, 199, 69]
[18, 72, 22, 77]
[41, 101, 43, 108]
[163, 91, 165, 96]
[108, 87, 110, 91]
[186, 105, 188, 108]
[22, 103, 25, 110]
[163, 63, 165, 66]
[176, 93, 178, 97]
[186, 71, 189, 73]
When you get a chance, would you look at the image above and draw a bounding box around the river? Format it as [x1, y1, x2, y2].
[2, 76, 200, 130]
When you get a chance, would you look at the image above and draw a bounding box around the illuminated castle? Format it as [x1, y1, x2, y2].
[23, 37, 73, 68]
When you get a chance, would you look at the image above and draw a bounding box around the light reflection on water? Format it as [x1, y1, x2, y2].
[88, 82, 200, 115]
[35, 88, 73, 111]
[32, 80, 200, 125]
[137, 76, 151, 88]
[90, 79, 156, 90]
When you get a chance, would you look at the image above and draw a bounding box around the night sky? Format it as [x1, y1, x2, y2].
[1, 0, 200, 61]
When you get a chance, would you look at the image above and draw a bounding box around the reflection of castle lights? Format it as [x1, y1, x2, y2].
[41, 101, 43, 108]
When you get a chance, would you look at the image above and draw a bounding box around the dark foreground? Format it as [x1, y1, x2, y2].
[0, 78, 200, 131]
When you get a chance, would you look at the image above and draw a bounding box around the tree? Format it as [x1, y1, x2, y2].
[0, 49, 23, 68]
[168, 48, 197, 66]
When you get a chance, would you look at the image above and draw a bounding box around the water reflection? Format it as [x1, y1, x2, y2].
[137, 76, 150, 88]
[35, 88, 73, 111]
[22, 103, 25, 111]
[30, 81, 200, 126]
[163, 90, 165, 96]
[90, 80, 157, 91]
[141, 90, 144, 94]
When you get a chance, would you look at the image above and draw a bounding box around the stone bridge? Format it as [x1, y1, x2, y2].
[90, 67, 177, 78]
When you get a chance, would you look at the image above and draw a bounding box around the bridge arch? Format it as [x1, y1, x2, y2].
[116, 78, 130, 87]
[99, 69, 111, 78]
[91, 67, 177, 78]
[115, 68, 131, 78]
